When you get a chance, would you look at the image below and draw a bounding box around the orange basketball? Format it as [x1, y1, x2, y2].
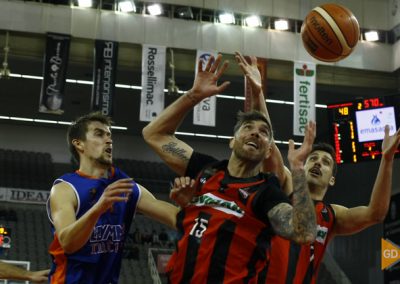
[301, 3, 360, 62]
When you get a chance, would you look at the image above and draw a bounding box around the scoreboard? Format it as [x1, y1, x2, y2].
[327, 94, 400, 164]
[0, 225, 11, 248]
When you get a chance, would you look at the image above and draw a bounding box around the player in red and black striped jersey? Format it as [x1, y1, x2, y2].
[260, 134, 400, 283]
[143, 53, 319, 283]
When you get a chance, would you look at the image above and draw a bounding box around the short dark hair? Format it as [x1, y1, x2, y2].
[233, 110, 273, 140]
[67, 112, 113, 162]
[310, 142, 338, 176]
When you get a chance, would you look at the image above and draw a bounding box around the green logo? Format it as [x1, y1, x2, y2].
[296, 64, 314, 77]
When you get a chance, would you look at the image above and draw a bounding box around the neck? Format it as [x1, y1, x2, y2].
[227, 155, 261, 178]
[78, 159, 110, 178]
[308, 184, 328, 200]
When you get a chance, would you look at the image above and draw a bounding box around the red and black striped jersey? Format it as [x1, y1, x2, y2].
[166, 156, 289, 283]
[260, 200, 336, 284]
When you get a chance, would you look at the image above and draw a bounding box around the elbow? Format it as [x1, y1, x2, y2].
[142, 125, 151, 142]
[372, 213, 387, 224]
[58, 232, 78, 254]
[293, 226, 317, 245]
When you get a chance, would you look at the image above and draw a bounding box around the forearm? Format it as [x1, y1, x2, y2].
[368, 157, 393, 221]
[0, 262, 31, 280]
[250, 89, 270, 121]
[291, 169, 317, 243]
[57, 207, 103, 254]
[143, 91, 198, 140]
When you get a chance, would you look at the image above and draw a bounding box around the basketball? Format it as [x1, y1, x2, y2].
[301, 3, 360, 62]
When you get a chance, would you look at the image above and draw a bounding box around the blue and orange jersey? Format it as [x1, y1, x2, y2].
[46, 167, 140, 284]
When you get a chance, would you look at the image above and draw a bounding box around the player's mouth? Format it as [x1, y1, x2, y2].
[309, 167, 321, 177]
[105, 147, 112, 156]
[245, 141, 259, 149]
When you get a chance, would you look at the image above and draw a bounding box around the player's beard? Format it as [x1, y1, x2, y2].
[96, 155, 112, 167]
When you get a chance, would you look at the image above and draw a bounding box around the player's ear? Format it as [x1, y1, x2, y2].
[229, 138, 235, 149]
[72, 139, 84, 151]
[329, 176, 336, 186]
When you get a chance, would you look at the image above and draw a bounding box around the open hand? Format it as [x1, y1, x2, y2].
[288, 121, 316, 170]
[382, 125, 400, 160]
[170, 177, 196, 207]
[190, 54, 230, 100]
[235, 51, 262, 96]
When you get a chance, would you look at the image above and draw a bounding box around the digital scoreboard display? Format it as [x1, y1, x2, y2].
[0, 226, 11, 248]
[327, 95, 400, 164]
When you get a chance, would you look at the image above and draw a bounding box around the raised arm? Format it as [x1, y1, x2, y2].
[267, 121, 317, 244]
[333, 125, 400, 236]
[235, 51, 287, 187]
[0, 262, 49, 283]
[49, 178, 133, 254]
[143, 54, 230, 176]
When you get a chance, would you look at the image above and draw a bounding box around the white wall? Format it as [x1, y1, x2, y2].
[0, 0, 396, 72]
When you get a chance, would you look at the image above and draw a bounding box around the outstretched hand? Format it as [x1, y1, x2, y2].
[382, 125, 400, 160]
[190, 54, 230, 101]
[235, 51, 262, 96]
[29, 269, 50, 283]
[288, 121, 316, 170]
[169, 177, 196, 208]
[94, 178, 133, 214]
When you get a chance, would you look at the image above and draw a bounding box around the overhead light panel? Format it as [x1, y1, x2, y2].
[219, 13, 235, 24]
[176, 6, 193, 19]
[119, 0, 136, 12]
[274, 19, 289, 30]
[364, 30, 379, 41]
[77, 0, 92, 8]
[148, 4, 162, 16]
[244, 15, 261, 27]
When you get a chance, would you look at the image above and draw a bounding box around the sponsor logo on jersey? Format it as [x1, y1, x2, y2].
[315, 225, 328, 244]
[191, 193, 244, 217]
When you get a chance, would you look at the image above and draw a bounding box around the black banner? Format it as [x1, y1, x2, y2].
[38, 33, 70, 114]
[91, 40, 119, 116]
[384, 192, 400, 282]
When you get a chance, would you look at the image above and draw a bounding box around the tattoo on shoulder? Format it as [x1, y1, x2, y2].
[161, 142, 189, 162]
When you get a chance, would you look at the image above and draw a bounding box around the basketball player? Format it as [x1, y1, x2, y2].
[0, 261, 49, 283]
[260, 129, 400, 283]
[143, 53, 318, 282]
[47, 112, 180, 283]
[226, 52, 400, 283]
[235, 52, 400, 283]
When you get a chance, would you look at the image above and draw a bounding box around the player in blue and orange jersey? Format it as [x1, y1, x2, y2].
[46, 112, 180, 284]
[143, 53, 318, 283]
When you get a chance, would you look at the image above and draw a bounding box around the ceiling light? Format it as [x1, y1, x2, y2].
[244, 15, 261, 27]
[77, 0, 92, 8]
[176, 6, 193, 19]
[219, 13, 235, 24]
[274, 19, 289, 30]
[147, 4, 162, 16]
[364, 31, 379, 41]
[119, 0, 136, 13]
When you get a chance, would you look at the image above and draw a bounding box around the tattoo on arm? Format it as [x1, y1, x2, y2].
[268, 203, 294, 238]
[161, 142, 190, 162]
[291, 169, 316, 242]
[268, 169, 316, 243]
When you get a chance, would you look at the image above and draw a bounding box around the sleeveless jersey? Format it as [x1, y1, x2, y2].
[261, 200, 336, 284]
[166, 161, 288, 284]
[46, 167, 141, 284]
